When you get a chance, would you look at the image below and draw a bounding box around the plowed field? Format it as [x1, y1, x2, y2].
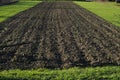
[0, 2, 120, 70]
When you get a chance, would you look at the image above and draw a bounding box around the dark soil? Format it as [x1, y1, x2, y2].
[0, 2, 120, 70]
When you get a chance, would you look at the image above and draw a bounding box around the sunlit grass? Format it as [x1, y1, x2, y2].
[75, 1, 120, 27]
[0, 1, 40, 22]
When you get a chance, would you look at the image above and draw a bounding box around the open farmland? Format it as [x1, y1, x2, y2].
[0, 2, 120, 70]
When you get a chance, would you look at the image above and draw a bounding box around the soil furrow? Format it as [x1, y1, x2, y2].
[0, 2, 120, 70]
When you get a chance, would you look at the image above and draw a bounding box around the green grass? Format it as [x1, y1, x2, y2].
[0, 66, 120, 80]
[74, 1, 120, 27]
[0, 0, 40, 22]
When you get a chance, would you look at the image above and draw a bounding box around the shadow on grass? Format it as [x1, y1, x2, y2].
[0, 1, 40, 7]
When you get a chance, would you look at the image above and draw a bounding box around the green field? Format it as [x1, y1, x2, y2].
[0, 0, 40, 22]
[0, 66, 120, 80]
[75, 1, 120, 27]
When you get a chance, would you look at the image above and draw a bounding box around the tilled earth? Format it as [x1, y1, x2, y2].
[0, 2, 120, 70]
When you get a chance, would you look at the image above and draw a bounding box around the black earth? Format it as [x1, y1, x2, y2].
[0, 2, 120, 70]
